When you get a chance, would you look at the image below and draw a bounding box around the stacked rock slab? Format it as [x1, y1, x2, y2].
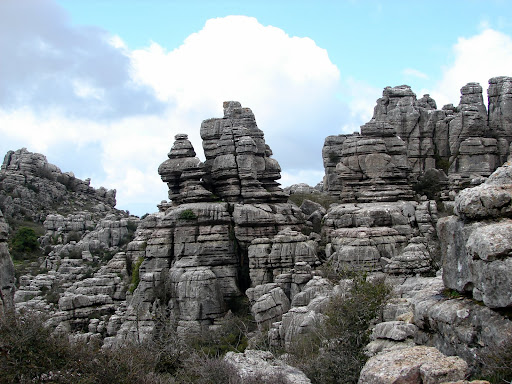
[111, 102, 306, 342]
[200, 101, 288, 203]
[0, 209, 15, 316]
[158, 134, 214, 204]
[323, 78, 512, 198]
[322, 201, 437, 274]
[438, 161, 512, 308]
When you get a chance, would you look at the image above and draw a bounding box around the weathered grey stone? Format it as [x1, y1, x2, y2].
[224, 349, 311, 384]
[358, 346, 468, 384]
[0, 209, 14, 316]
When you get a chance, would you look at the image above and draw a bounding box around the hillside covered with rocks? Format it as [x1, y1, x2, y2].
[2, 77, 512, 383]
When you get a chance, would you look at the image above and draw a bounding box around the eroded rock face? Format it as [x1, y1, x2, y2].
[439, 162, 512, 308]
[0, 148, 116, 223]
[488, 76, 512, 163]
[322, 201, 437, 274]
[0, 209, 15, 316]
[324, 78, 512, 198]
[200, 101, 288, 204]
[110, 102, 306, 343]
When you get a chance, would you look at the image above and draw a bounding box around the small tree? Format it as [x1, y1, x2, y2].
[10, 227, 39, 259]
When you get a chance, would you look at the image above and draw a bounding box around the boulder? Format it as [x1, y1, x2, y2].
[358, 346, 469, 384]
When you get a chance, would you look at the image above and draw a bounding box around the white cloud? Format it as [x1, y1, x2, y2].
[428, 29, 512, 108]
[341, 77, 381, 132]
[403, 68, 429, 79]
[130, 16, 347, 172]
[0, 10, 349, 215]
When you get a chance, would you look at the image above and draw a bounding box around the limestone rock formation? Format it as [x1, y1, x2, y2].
[200, 101, 288, 203]
[324, 78, 512, 199]
[158, 134, 214, 204]
[322, 201, 437, 273]
[439, 161, 512, 308]
[0, 148, 117, 223]
[0, 209, 15, 316]
[110, 102, 305, 343]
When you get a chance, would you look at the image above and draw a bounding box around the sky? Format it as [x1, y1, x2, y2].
[1, 0, 512, 216]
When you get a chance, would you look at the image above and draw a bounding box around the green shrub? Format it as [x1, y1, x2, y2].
[289, 272, 391, 384]
[10, 227, 39, 259]
[179, 209, 197, 220]
[129, 257, 144, 293]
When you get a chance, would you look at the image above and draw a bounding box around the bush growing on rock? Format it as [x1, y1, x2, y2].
[179, 209, 197, 220]
[289, 272, 391, 384]
[10, 226, 39, 259]
[129, 256, 144, 293]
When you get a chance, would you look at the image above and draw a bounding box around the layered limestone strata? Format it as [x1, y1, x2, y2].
[200, 101, 288, 203]
[322, 201, 437, 274]
[109, 102, 308, 343]
[324, 77, 512, 198]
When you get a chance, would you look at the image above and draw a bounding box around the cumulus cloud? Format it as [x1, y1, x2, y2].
[130, 16, 347, 172]
[0, 6, 349, 215]
[428, 29, 512, 108]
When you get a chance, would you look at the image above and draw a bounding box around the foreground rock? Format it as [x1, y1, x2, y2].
[358, 346, 469, 384]
[225, 349, 311, 384]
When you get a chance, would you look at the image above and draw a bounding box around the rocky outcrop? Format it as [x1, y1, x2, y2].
[0, 148, 117, 223]
[439, 161, 512, 308]
[488, 76, 512, 164]
[200, 101, 288, 204]
[324, 78, 512, 199]
[109, 102, 306, 343]
[0, 209, 15, 316]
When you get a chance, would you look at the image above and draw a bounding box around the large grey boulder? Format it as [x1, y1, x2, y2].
[358, 346, 469, 384]
[224, 349, 311, 384]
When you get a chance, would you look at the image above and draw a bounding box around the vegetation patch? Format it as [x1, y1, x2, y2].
[129, 257, 144, 293]
[179, 209, 197, 220]
[10, 226, 40, 260]
[289, 272, 391, 384]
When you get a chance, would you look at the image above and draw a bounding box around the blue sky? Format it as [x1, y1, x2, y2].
[1, 0, 512, 216]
